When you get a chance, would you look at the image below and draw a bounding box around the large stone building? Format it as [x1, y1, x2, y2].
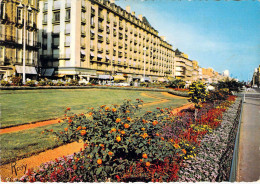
[0, 0, 40, 80]
[37, 0, 176, 82]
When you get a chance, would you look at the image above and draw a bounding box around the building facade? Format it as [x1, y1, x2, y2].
[0, 0, 40, 80]
[37, 0, 176, 82]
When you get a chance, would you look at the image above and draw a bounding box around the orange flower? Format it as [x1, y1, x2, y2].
[161, 137, 165, 141]
[41, 131, 44, 134]
[112, 108, 117, 112]
[105, 107, 109, 111]
[68, 119, 72, 123]
[174, 144, 180, 149]
[116, 118, 121, 123]
[125, 110, 130, 113]
[140, 133, 149, 139]
[108, 151, 113, 156]
[89, 112, 93, 116]
[100, 144, 104, 147]
[81, 130, 86, 136]
[116, 136, 121, 142]
[152, 121, 158, 126]
[170, 139, 174, 143]
[60, 131, 64, 134]
[160, 109, 164, 113]
[155, 133, 160, 136]
[111, 128, 116, 132]
[64, 128, 68, 131]
[146, 162, 151, 167]
[50, 129, 53, 132]
[77, 126, 82, 131]
[82, 127, 86, 130]
[142, 153, 148, 159]
[97, 159, 102, 165]
[127, 117, 131, 121]
[58, 120, 61, 123]
[140, 159, 143, 162]
[141, 128, 145, 131]
[67, 107, 71, 111]
[73, 165, 77, 170]
[91, 107, 94, 110]
[121, 130, 126, 135]
[124, 124, 130, 128]
[182, 149, 187, 154]
[101, 105, 106, 108]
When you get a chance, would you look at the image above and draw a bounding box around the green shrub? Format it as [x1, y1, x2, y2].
[26, 80, 36, 87]
[56, 81, 64, 86]
[47, 81, 55, 86]
[0, 80, 10, 86]
[38, 81, 46, 86]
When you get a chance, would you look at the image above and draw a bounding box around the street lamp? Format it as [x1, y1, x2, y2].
[143, 47, 146, 82]
[18, 1, 32, 84]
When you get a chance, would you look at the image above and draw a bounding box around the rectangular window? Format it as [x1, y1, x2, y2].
[28, 12, 32, 25]
[91, 17, 94, 25]
[43, 14, 47, 23]
[53, 12, 60, 22]
[53, 37, 59, 46]
[66, 9, 70, 20]
[44, 2, 48, 11]
[43, 26, 47, 34]
[53, 49, 59, 58]
[17, 29, 22, 44]
[17, 8, 22, 21]
[0, 2, 6, 19]
[0, 46, 3, 58]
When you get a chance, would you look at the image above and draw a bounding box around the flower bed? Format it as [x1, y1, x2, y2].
[177, 97, 241, 182]
[18, 95, 237, 182]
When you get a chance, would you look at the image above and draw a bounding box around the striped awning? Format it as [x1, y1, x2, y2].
[15, 66, 37, 74]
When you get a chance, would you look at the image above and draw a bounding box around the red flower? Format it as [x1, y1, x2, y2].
[67, 107, 71, 111]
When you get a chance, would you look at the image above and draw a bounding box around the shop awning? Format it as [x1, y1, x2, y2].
[41, 68, 54, 76]
[15, 66, 37, 74]
[113, 75, 126, 81]
[99, 75, 112, 79]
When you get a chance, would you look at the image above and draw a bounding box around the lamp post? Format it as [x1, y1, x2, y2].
[18, 1, 32, 84]
[143, 47, 146, 82]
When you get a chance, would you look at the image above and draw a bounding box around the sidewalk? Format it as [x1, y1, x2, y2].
[237, 93, 260, 182]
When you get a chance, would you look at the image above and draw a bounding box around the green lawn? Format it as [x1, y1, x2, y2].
[0, 89, 188, 164]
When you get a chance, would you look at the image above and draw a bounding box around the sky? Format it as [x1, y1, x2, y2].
[115, 0, 260, 81]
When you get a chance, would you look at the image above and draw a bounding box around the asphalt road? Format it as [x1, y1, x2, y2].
[237, 88, 260, 182]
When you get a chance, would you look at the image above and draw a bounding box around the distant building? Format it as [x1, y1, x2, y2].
[252, 65, 260, 88]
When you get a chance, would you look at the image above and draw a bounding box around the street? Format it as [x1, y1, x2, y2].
[237, 88, 260, 182]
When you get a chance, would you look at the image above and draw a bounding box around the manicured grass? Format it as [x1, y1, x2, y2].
[0, 89, 188, 164]
[0, 89, 156, 128]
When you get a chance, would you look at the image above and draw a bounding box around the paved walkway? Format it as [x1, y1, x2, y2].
[237, 90, 260, 182]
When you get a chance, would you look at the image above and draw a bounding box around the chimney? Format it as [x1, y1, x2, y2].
[126, 6, 131, 13]
[131, 11, 135, 16]
[138, 14, 143, 21]
[110, 0, 115, 3]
